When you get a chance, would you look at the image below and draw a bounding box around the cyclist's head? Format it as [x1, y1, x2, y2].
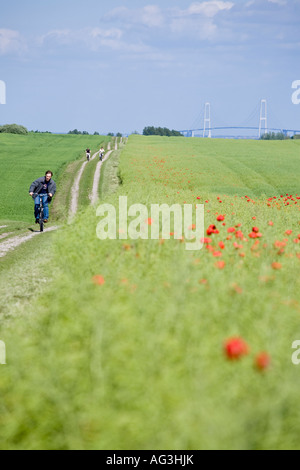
[45, 171, 53, 180]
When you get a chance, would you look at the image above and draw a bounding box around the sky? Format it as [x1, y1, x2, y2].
[0, 0, 299, 136]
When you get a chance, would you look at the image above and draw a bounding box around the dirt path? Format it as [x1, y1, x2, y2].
[90, 139, 118, 205]
[0, 232, 14, 240]
[0, 226, 59, 259]
[68, 149, 100, 223]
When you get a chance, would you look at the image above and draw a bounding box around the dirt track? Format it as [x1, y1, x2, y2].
[68, 149, 100, 223]
[0, 226, 59, 258]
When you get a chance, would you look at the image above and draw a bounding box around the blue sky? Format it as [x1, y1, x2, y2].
[0, 0, 299, 135]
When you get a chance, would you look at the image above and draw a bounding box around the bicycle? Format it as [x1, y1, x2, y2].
[86, 152, 91, 161]
[32, 193, 48, 232]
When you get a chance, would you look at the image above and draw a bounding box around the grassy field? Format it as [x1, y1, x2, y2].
[0, 135, 300, 449]
[0, 133, 104, 223]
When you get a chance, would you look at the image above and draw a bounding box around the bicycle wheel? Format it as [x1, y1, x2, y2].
[39, 207, 44, 232]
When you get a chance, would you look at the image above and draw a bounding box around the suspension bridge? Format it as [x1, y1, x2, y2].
[179, 100, 300, 139]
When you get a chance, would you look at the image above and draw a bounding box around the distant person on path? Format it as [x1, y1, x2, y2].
[86, 148, 91, 161]
[99, 147, 105, 161]
[29, 171, 56, 223]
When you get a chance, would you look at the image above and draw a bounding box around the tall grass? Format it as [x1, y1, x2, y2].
[0, 136, 300, 449]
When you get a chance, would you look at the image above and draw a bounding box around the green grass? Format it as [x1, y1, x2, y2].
[0, 227, 59, 327]
[0, 133, 105, 222]
[0, 136, 300, 449]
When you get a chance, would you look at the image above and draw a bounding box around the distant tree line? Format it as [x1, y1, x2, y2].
[31, 130, 52, 134]
[260, 132, 289, 140]
[143, 126, 183, 137]
[0, 124, 28, 134]
[68, 129, 92, 135]
[68, 130, 123, 137]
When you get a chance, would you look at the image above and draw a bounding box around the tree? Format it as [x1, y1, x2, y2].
[0, 124, 28, 134]
[260, 131, 288, 140]
[143, 126, 183, 137]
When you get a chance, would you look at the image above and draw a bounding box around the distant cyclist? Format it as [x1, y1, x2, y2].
[29, 170, 56, 223]
[86, 148, 91, 161]
[99, 147, 105, 161]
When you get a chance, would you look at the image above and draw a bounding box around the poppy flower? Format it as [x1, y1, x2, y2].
[224, 337, 249, 360]
[215, 260, 226, 269]
[272, 262, 282, 270]
[207, 224, 219, 236]
[255, 352, 271, 371]
[213, 251, 222, 257]
[92, 275, 105, 285]
[217, 215, 225, 222]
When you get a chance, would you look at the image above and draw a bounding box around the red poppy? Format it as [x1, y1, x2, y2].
[272, 262, 282, 270]
[92, 275, 105, 285]
[255, 352, 271, 371]
[215, 260, 226, 269]
[207, 224, 219, 235]
[217, 215, 225, 222]
[213, 251, 222, 257]
[224, 337, 249, 360]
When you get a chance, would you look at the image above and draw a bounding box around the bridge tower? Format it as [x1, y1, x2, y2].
[203, 102, 212, 138]
[259, 99, 267, 138]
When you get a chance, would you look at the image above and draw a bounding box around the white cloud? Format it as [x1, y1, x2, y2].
[268, 0, 287, 5]
[103, 5, 164, 28]
[141, 5, 164, 27]
[38, 29, 73, 46]
[169, 2, 234, 40]
[185, 1, 235, 17]
[0, 29, 25, 55]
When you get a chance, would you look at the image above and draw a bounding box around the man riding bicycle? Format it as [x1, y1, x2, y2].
[99, 147, 105, 161]
[29, 170, 56, 224]
[86, 148, 91, 161]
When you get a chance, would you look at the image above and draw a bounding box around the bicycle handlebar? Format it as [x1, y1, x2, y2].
[31, 193, 50, 198]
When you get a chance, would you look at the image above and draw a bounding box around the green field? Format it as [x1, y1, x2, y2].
[0, 133, 106, 222]
[0, 135, 300, 449]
